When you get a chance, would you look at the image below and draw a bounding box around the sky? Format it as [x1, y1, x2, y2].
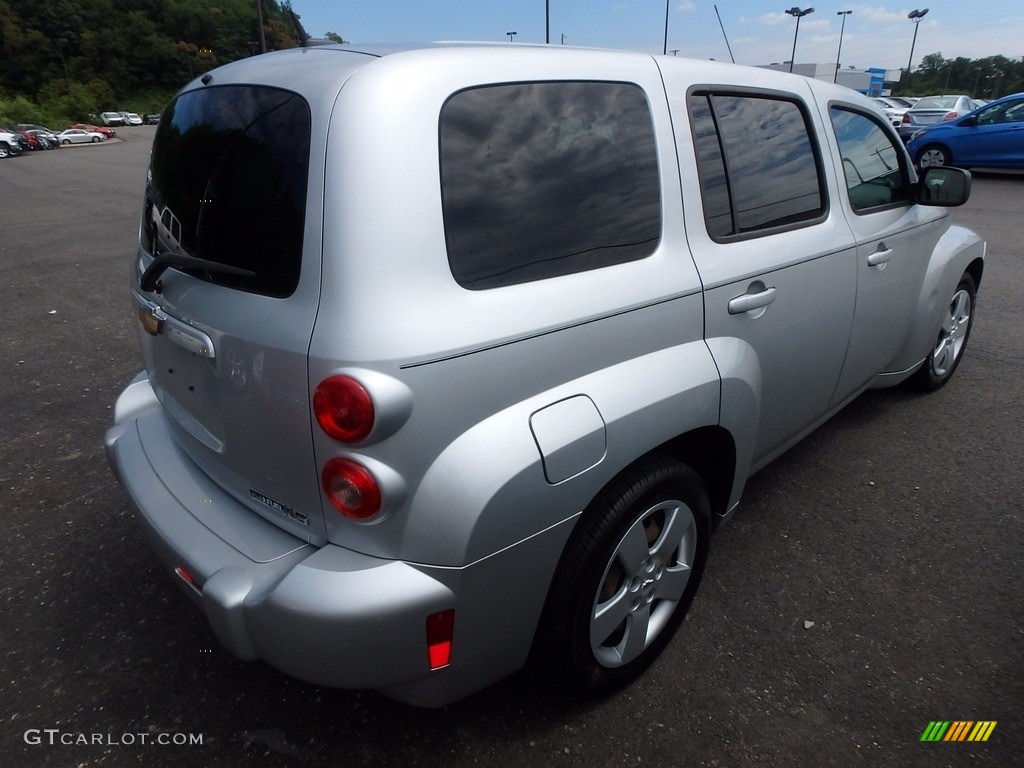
[288, 1, 1023, 75]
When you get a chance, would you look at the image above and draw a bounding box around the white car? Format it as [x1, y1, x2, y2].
[58, 128, 108, 145]
[872, 97, 909, 127]
[122, 112, 143, 126]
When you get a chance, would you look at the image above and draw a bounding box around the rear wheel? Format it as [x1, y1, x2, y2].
[0, 143, 9, 158]
[918, 144, 950, 168]
[914, 272, 976, 390]
[534, 455, 711, 694]
[91, 136, 100, 143]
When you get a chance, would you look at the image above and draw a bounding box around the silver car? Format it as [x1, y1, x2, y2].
[898, 94, 979, 139]
[106, 44, 985, 706]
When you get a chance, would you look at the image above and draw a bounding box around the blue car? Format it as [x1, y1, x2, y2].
[907, 92, 1024, 170]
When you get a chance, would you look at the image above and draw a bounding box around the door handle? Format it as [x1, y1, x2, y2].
[867, 248, 893, 267]
[728, 287, 777, 315]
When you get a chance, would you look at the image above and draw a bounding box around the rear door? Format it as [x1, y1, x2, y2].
[664, 79, 858, 467]
[136, 83, 325, 543]
[953, 96, 1024, 168]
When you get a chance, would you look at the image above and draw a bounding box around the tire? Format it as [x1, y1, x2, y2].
[61, 139, 70, 145]
[914, 272, 976, 391]
[91, 136, 100, 143]
[918, 144, 950, 168]
[0, 144, 9, 159]
[534, 455, 711, 695]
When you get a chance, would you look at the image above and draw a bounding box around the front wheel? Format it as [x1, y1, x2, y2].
[914, 272, 976, 391]
[91, 136, 100, 143]
[0, 144, 9, 158]
[918, 144, 950, 168]
[534, 455, 711, 695]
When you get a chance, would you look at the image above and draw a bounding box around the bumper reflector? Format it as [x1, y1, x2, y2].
[426, 609, 455, 670]
[174, 565, 201, 593]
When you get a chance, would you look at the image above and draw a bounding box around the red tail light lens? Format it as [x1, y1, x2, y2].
[943, 112, 959, 121]
[314, 376, 374, 442]
[901, 113, 910, 124]
[426, 609, 455, 670]
[321, 458, 381, 519]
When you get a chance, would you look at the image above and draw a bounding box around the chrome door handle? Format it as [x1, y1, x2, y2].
[728, 287, 777, 315]
[868, 248, 893, 267]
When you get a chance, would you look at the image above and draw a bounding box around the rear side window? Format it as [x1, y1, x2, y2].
[689, 92, 825, 238]
[142, 85, 311, 297]
[440, 81, 661, 289]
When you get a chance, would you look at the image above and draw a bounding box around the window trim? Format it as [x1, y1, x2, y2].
[686, 85, 830, 244]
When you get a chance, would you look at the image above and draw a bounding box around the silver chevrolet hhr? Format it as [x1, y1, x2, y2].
[105, 42, 985, 706]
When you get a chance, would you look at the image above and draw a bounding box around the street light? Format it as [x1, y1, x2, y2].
[905, 9, 929, 94]
[785, 7, 815, 74]
[834, 10, 852, 84]
[506, 31, 517, 42]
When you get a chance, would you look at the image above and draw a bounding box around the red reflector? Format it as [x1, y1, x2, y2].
[321, 458, 382, 519]
[174, 565, 199, 591]
[313, 376, 375, 442]
[426, 609, 455, 670]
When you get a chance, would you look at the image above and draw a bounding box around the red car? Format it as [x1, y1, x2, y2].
[69, 123, 117, 138]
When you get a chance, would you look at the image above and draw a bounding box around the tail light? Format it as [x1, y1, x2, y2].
[321, 458, 381, 519]
[943, 112, 959, 121]
[314, 376, 374, 442]
[426, 609, 455, 670]
[901, 113, 910, 124]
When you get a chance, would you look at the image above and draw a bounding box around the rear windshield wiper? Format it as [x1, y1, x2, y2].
[140, 252, 255, 292]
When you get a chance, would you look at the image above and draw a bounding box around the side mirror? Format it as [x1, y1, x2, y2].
[916, 166, 971, 207]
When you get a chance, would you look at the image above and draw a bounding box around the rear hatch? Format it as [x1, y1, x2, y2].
[135, 82, 325, 544]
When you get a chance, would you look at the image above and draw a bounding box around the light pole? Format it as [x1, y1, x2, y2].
[663, 0, 670, 56]
[905, 9, 929, 94]
[546, 1, 550, 45]
[834, 10, 852, 84]
[785, 7, 815, 74]
[506, 31, 517, 42]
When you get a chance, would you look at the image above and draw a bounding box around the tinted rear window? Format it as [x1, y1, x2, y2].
[439, 81, 661, 289]
[142, 85, 311, 297]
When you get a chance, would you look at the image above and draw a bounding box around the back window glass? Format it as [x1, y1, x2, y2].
[439, 81, 661, 289]
[142, 85, 311, 297]
[689, 92, 825, 238]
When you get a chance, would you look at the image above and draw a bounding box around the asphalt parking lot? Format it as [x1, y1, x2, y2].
[1, 126, 1021, 768]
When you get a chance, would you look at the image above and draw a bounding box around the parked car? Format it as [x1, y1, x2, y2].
[106, 44, 985, 707]
[0, 128, 24, 158]
[143, 113, 162, 125]
[121, 112, 143, 126]
[872, 96, 909, 127]
[899, 94, 980, 140]
[907, 91, 1024, 169]
[57, 128, 108, 144]
[100, 111, 125, 126]
[69, 122, 117, 138]
[26, 129, 60, 149]
[14, 129, 43, 150]
[1, 127, 32, 152]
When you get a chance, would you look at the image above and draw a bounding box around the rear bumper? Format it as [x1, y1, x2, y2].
[104, 374, 457, 700]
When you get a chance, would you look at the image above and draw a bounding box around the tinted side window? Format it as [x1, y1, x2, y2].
[829, 107, 910, 212]
[143, 85, 311, 297]
[689, 92, 826, 238]
[440, 81, 661, 289]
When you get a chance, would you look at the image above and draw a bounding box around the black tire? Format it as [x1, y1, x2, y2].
[91, 136, 100, 143]
[913, 272, 976, 391]
[0, 143, 9, 159]
[534, 454, 711, 695]
[61, 139, 70, 145]
[917, 143, 950, 168]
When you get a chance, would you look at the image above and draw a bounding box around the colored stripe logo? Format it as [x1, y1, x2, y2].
[920, 721, 997, 742]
